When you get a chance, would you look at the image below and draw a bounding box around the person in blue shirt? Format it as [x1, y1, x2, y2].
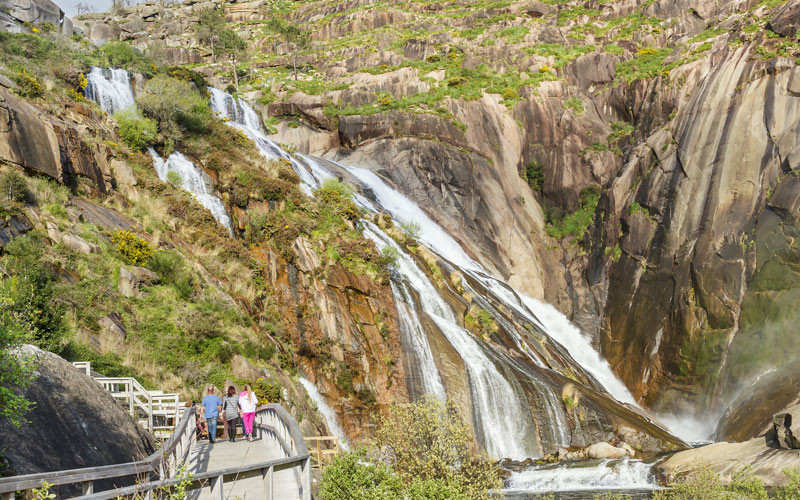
[200, 385, 223, 444]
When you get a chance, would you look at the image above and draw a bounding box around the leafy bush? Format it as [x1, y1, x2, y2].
[545, 187, 600, 240]
[111, 229, 156, 265]
[0, 234, 66, 352]
[114, 109, 157, 151]
[136, 75, 211, 144]
[522, 159, 544, 192]
[252, 377, 282, 403]
[407, 478, 467, 500]
[94, 41, 155, 75]
[14, 69, 42, 98]
[375, 396, 502, 499]
[320, 450, 404, 500]
[0, 171, 29, 202]
[399, 221, 421, 243]
[147, 250, 193, 299]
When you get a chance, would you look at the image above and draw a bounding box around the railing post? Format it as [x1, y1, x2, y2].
[302, 457, 311, 500]
[82, 480, 94, 495]
[128, 381, 135, 418]
[262, 465, 273, 500]
[210, 474, 224, 500]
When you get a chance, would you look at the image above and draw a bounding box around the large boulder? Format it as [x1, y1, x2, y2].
[0, 88, 115, 192]
[586, 442, 631, 459]
[768, 2, 800, 37]
[0, 0, 70, 31]
[657, 437, 800, 486]
[0, 346, 154, 486]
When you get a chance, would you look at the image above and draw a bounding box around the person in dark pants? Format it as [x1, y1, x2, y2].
[223, 385, 241, 442]
[200, 385, 222, 444]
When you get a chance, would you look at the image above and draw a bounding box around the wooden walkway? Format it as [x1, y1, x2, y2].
[190, 438, 301, 500]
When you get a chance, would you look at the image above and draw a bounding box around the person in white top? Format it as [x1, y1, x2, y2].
[239, 383, 259, 441]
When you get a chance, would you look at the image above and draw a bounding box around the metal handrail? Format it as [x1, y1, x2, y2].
[0, 404, 311, 500]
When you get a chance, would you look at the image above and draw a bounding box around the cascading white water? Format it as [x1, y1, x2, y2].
[148, 148, 233, 234]
[207, 89, 687, 463]
[504, 460, 658, 493]
[364, 222, 539, 459]
[391, 279, 448, 401]
[336, 160, 638, 406]
[208, 88, 318, 195]
[520, 297, 637, 405]
[84, 67, 136, 114]
[298, 377, 350, 451]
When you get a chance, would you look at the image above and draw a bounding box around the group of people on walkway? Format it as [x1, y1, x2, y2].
[199, 383, 259, 444]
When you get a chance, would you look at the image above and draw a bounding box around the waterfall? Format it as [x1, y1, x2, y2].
[208, 88, 319, 195]
[335, 160, 637, 405]
[298, 377, 350, 451]
[206, 88, 676, 460]
[147, 148, 233, 234]
[84, 67, 135, 114]
[504, 460, 658, 493]
[520, 297, 637, 405]
[363, 222, 539, 459]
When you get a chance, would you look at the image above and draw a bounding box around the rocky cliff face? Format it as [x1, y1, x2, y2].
[14, 0, 800, 449]
[0, 346, 154, 478]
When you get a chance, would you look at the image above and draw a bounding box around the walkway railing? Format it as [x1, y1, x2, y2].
[0, 405, 197, 499]
[0, 404, 311, 500]
[71, 362, 183, 435]
[304, 436, 340, 469]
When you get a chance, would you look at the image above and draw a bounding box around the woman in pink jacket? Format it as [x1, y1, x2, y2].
[239, 383, 259, 441]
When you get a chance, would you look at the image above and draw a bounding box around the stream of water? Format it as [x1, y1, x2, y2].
[85, 67, 136, 114]
[87, 75, 673, 491]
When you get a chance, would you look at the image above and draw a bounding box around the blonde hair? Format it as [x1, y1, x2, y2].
[245, 383, 253, 401]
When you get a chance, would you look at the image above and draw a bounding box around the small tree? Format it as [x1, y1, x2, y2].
[266, 18, 310, 80]
[218, 29, 246, 90]
[375, 397, 501, 500]
[194, 8, 225, 62]
[136, 75, 210, 145]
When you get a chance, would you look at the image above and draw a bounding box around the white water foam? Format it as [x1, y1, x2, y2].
[364, 222, 539, 459]
[298, 377, 349, 450]
[84, 67, 135, 114]
[520, 297, 637, 405]
[505, 460, 658, 493]
[148, 148, 233, 234]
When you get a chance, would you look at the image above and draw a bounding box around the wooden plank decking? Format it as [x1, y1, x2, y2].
[190, 438, 301, 500]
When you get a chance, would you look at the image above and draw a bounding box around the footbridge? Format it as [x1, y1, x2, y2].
[0, 365, 311, 500]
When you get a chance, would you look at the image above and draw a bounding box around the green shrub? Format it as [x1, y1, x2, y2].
[320, 450, 403, 500]
[147, 250, 194, 299]
[545, 187, 600, 240]
[166, 171, 182, 187]
[399, 221, 421, 243]
[563, 97, 584, 115]
[136, 75, 211, 144]
[376, 397, 502, 499]
[95, 41, 155, 75]
[13, 69, 42, 98]
[406, 478, 466, 500]
[0, 234, 66, 352]
[252, 377, 282, 403]
[523, 159, 544, 192]
[0, 171, 29, 202]
[114, 109, 157, 151]
[111, 229, 156, 265]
